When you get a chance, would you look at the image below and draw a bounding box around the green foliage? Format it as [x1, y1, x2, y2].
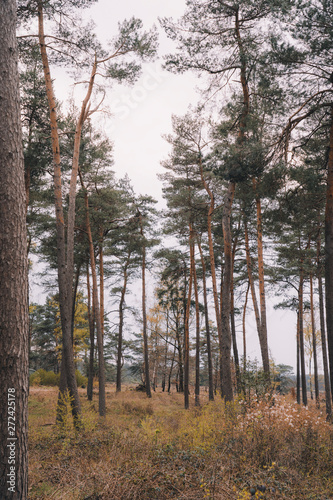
[30, 369, 60, 386]
[29, 368, 87, 387]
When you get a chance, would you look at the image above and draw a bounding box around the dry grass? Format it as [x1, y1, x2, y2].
[28, 385, 333, 499]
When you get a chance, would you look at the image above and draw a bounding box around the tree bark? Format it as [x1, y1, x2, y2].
[298, 262, 307, 406]
[243, 281, 250, 371]
[37, 0, 82, 426]
[309, 273, 320, 406]
[0, 1, 29, 495]
[139, 213, 151, 398]
[116, 252, 130, 393]
[296, 311, 301, 405]
[184, 224, 194, 408]
[231, 226, 240, 391]
[86, 263, 95, 402]
[325, 106, 333, 404]
[192, 240, 201, 407]
[80, 174, 106, 416]
[317, 234, 332, 419]
[99, 235, 105, 342]
[244, 217, 270, 375]
[197, 239, 214, 401]
[198, 155, 223, 392]
[252, 179, 270, 375]
[175, 310, 184, 393]
[221, 182, 235, 401]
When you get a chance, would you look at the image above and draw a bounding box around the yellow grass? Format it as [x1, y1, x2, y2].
[28, 385, 333, 499]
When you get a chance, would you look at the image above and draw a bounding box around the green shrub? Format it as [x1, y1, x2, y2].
[29, 369, 87, 387]
[30, 369, 59, 387]
[75, 370, 88, 388]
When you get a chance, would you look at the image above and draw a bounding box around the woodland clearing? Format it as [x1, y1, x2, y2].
[28, 385, 333, 500]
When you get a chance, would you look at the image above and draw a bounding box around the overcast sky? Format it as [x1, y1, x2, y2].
[35, 0, 303, 372]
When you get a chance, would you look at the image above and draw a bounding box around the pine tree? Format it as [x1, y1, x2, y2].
[0, 1, 29, 496]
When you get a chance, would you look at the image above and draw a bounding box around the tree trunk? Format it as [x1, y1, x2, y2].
[38, 0, 82, 426]
[184, 223, 194, 409]
[221, 182, 235, 401]
[192, 240, 201, 407]
[244, 217, 270, 375]
[162, 312, 169, 392]
[116, 252, 130, 392]
[197, 239, 214, 401]
[80, 176, 106, 416]
[99, 236, 105, 342]
[198, 155, 223, 392]
[87, 263, 95, 401]
[243, 281, 250, 372]
[298, 263, 307, 406]
[139, 213, 151, 398]
[317, 232, 332, 419]
[175, 311, 184, 393]
[0, 1, 29, 495]
[325, 106, 333, 404]
[296, 311, 301, 405]
[231, 228, 240, 391]
[309, 273, 320, 406]
[71, 264, 81, 350]
[252, 180, 270, 376]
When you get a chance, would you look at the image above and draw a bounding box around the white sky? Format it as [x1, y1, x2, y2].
[33, 0, 306, 373]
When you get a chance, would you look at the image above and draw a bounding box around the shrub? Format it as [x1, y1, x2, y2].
[75, 370, 88, 387]
[29, 369, 87, 388]
[30, 369, 59, 386]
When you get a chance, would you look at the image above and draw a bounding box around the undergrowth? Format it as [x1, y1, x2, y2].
[28, 386, 333, 499]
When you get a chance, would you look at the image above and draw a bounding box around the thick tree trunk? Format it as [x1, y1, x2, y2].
[0, 1, 29, 495]
[197, 239, 214, 401]
[309, 273, 320, 406]
[325, 106, 333, 404]
[38, 0, 82, 426]
[221, 182, 235, 401]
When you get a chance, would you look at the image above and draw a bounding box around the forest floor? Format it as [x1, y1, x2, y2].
[28, 384, 333, 500]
